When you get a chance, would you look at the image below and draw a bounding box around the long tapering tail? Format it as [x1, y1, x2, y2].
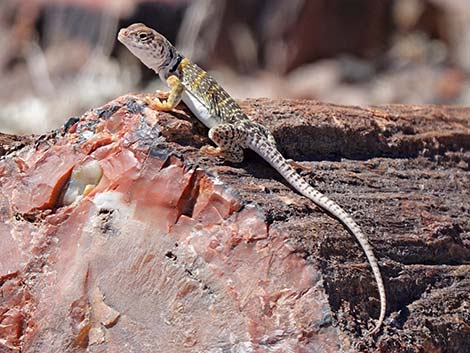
[248, 136, 386, 334]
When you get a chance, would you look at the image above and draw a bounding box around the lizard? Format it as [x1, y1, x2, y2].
[118, 23, 386, 335]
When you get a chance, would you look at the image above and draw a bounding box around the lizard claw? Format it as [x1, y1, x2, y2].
[143, 96, 173, 111]
[288, 159, 312, 172]
[200, 145, 223, 157]
[155, 89, 170, 99]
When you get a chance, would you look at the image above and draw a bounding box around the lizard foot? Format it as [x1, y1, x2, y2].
[200, 145, 224, 157]
[288, 159, 312, 172]
[200, 145, 244, 163]
[155, 89, 170, 99]
[143, 95, 173, 111]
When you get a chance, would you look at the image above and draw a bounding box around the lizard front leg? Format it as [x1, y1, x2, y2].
[201, 123, 246, 163]
[144, 75, 184, 111]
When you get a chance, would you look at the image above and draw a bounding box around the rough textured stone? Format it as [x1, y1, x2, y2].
[0, 96, 469, 352]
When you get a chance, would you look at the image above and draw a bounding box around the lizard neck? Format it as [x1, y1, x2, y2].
[158, 47, 183, 79]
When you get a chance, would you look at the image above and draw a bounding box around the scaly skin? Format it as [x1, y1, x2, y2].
[118, 23, 387, 335]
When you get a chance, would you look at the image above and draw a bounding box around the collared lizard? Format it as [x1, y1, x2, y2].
[118, 23, 386, 335]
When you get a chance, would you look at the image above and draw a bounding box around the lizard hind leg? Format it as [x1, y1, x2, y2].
[201, 124, 245, 163]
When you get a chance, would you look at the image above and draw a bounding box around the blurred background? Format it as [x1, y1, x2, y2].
[0, 0, 469, 134]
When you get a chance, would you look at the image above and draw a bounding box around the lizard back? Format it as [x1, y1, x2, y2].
[177, 59, 247, 125]
[176, 59, 276, 142]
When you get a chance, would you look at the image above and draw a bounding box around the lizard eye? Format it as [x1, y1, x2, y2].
[138, 32, 148, 40]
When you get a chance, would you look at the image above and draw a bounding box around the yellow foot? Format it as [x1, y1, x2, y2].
[143, 96, 173, 111]
[200, 145, 224, 157]
[155, 89, 170, 99]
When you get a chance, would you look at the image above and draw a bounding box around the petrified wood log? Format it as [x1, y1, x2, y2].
[0, 96, 468, 352]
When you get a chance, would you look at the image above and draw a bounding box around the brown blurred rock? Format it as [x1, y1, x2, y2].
[210, 0, 395, 73]
[0, 96, 469, 352]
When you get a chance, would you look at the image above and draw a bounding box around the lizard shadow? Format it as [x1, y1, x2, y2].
[240, 149, 318, 189]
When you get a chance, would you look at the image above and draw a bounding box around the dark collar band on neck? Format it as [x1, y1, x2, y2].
[170, 53, 183, 73]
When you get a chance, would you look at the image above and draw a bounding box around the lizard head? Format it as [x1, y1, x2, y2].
[118, 23, 174, 73]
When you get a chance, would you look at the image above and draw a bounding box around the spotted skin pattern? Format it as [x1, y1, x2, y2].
[118, 23, 386, 335]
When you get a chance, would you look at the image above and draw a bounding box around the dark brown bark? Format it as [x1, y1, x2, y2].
[0, 97, 468, 352]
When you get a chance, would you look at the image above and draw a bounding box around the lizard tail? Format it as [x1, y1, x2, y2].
[248, 137, 386, 335]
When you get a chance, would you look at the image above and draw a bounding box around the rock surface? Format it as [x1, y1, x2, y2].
[0, 96, 469, 352]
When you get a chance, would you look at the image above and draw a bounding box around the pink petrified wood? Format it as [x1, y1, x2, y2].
[0, 96, 337, 352]
[2, 96, 469, 353]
